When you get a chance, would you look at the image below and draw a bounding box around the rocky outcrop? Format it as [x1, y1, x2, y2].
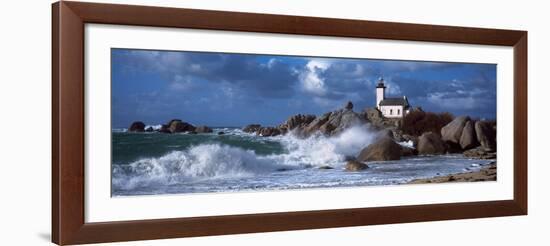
[242, 124, 261, 133]
[378, 129, 395, 140]
[345, 160, 369, 171]
[167, 119, 195, 133]
[330, 109, 366, 135]
[459, 120, 478, 149]
[257, 127, 281, 137]
[464, 146, 497, 159]
[357, 137, 402, 162]
[319, 122, 336, 135]
[363, 107, 384, 126]
[303, 112, 332, 136]
[417, 132, 446, 155]
[299, 107, 365, 137]
[440, 116, 494, 152]
[195, 125, 213, 133]
[145, 126, 154, 132]
[278, 114, 316, 133]
[345, 101, 354, 110]
[441, 116, 470, 145]
[392, 129, 405, 142]
[128, 121, 145, 132]
[475, 121, 496, 151]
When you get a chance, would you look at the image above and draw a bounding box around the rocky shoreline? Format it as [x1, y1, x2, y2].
[408, 162, 496, 184]
[125, 100, 497, 175]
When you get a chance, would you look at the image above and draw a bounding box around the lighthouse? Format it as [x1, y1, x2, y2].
[375, 77, 411, 118]
[376, 77, 386, 109]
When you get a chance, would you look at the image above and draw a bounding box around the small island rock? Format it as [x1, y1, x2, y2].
[242, 124, 261, 133]
[345, 160, 369, 171]
[168, 119, 195, 133]
[128, 121, 145, 132]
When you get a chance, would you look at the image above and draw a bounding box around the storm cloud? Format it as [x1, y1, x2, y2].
[112, 49, 496, 127]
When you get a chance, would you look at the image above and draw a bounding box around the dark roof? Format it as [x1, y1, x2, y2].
[379, 97, 410, 107]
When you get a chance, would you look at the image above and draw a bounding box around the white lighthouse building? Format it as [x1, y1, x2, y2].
[376, 77, 410, 118]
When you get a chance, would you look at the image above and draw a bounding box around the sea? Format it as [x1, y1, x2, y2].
[111, 125, 493, 196]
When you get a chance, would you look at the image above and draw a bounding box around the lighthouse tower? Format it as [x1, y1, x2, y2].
[376, 77, 386, 109]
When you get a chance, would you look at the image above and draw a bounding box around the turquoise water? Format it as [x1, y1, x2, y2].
[111, 127, 494, 196]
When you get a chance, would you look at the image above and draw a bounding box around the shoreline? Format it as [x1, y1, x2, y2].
[408, 162, 496, 184]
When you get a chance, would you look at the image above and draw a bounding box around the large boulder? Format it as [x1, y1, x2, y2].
[345, 160, 369, 171]
[168, 119, 195, 133]
[242, 124, 261, 133]
[417, 132, 446, 155]
[357, 137, 402, 162]
[460, 120, 479, 150]
[195, 125, 213, 133]
[257, 127, 281, 137]
[128, 121, 145, 132]
[441, 116, 470, 144]
[475, 121, 496, 151]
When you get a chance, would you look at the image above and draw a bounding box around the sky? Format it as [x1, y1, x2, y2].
[112, 48, 497, 128]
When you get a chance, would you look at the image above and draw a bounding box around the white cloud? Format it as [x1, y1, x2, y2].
[381, 77, 402, 95]
[267, 58, 277, 69]
[170, 75, 195, 91]
[300, 59, 331, 96]
[426, 92, 477, 110]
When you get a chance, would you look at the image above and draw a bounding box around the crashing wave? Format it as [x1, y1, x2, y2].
[112, 125, 377, 190]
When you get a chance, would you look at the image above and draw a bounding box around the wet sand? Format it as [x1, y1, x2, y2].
[408, 162, 496, 184]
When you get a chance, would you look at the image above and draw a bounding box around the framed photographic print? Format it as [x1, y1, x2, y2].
[52, 1, 527, 245]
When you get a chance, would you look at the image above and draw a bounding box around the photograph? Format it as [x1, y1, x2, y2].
[111, 48, 497, 196]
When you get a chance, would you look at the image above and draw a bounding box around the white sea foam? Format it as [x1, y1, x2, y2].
[113, 144, 284, 190]
[398, 140, 414, 149]
[269, 125, 377, 167]
[145, 124, 163, 130]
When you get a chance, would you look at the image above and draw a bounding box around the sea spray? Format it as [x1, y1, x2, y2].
[269, 125, 377, 167]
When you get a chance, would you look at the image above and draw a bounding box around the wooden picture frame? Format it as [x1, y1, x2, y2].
[52, 1, 527, 245]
